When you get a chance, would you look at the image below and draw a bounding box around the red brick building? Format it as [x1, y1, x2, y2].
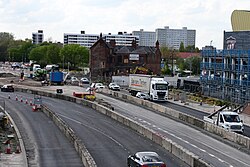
[90, 36, 162, 82]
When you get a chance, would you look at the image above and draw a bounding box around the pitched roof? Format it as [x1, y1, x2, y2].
[176, 52, 200, 59]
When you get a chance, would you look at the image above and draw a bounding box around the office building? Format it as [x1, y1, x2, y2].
[132, 29, 156, 46]
[155, 26, 196, 50]
[224, 31, 250, 50]
[64, 31, 139, 48]
[200, 48, 250, 105]
[64, 31, 99, 48]
[32, 30, 44, 44]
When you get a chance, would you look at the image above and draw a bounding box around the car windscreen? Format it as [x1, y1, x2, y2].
[142, 155, 161, 162]
[223, 114, 241, 122]
[155, 84, 168, 90]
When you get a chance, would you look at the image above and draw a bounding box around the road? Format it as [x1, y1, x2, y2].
[163, 101, 250, 137]
[121, 89, 250, 137]
[0, 92, 83, 167]
[13, 91, 188, 167]
[96, 93, 250, 167]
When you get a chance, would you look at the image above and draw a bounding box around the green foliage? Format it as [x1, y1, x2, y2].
[8, 40, 34, 62]
[0, 32, 14, 61]
[60, 44, 89, 70]
[161, 63, 171, 75]
[179, 42, 185, 52]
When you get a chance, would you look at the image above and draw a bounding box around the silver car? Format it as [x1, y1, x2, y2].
[127, 151, 166, 167]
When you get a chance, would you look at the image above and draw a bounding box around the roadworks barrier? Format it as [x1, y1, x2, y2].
[16, 87, 211, 167]
[42, 105, 97, 167]
[101, 89, 250, 150]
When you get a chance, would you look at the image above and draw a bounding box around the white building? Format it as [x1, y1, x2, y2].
[64, 31, 99, 48]
[64, 31, 139, 48]
[132, 29, 156, 46]
[32, 30, 44, 44]
[156, 26, 196, 50]
[133, 27, 196, 49]
[103, 32, 139, 46]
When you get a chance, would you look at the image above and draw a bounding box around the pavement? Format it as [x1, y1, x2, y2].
[1, 81, 250, 166]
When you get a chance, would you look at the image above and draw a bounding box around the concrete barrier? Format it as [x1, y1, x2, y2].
[42, 105, 97, 167]
[32, 88, 211, 167]
[102, 89, 250, 150]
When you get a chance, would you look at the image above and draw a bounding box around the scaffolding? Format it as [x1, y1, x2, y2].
[200, 49, 250, 105]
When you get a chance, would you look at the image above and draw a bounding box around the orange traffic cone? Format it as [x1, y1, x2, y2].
[6, 144, 11, 154]
[15, 145, 21, 153]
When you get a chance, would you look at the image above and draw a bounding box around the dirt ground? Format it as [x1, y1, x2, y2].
[0, 73, 42, 87]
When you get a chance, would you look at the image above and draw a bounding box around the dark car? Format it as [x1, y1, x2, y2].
[127, 151, 166, 167]
[1, 84, 14, 92]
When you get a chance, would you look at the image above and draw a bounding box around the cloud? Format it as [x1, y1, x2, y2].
[0, 0, 249, 48]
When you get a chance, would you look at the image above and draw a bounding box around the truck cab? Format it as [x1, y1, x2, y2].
[204, 110, 244, 134]
[149, 78, 169, 101]
[217, 111, 244, 133]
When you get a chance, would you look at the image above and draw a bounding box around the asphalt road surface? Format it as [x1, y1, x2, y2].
[96, 93, 250, 167]
[0, 92, 83, 167]
[163, 101, 250, 137]
[13, 92, 188, 167]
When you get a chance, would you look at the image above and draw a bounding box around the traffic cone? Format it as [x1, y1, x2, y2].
[16, 95, 18, 101]
[20, 96, 23, 102]
[30, 100, 33, 106]
[8, 94, 10, 99]
[25, 99, 28, 104]
[6, 144, 11, 154]
[32, 105, 36, 111]
[15, 145, 21, 153]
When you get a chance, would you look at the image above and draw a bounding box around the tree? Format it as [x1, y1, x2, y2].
[0, 32, 14, 62]
[183, 56, 201, 75]
[60, 44, 89, 70]
[179, 42, 185, 52]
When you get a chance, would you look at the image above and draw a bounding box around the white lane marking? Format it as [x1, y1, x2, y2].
[136, 118, 238, 167]
[57, 113, 125, 148]
[209, 153, 215, 157]
[198, 148, 206, 152]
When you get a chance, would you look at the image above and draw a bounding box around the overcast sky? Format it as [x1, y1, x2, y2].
[0, 0, 248, 49]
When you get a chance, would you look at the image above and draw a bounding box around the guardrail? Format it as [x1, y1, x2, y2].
[16, 87, 212, 167]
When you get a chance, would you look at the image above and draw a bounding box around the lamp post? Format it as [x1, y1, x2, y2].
[171, 49, 175, 77]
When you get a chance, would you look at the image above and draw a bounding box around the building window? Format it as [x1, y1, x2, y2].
[124, 58, 128, 63]
[139, 56, 144, 63]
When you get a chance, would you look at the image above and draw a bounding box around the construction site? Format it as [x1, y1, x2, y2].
[200, 49, 250, 106]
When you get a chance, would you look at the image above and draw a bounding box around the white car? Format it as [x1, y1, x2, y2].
[91, 83, 105, 89]
[136, 92, 149, 100]
[80, 77, 90, 84]
[108, 83, 120, 91]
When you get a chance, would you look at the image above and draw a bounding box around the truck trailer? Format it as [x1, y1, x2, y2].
[129, 74, 169, 101]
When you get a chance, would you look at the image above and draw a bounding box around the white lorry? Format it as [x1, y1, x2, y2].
[129, 74, 169, 101]
[203, 110, 244, 134]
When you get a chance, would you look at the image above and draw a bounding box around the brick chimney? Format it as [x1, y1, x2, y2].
[155, 40, 160, 49]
